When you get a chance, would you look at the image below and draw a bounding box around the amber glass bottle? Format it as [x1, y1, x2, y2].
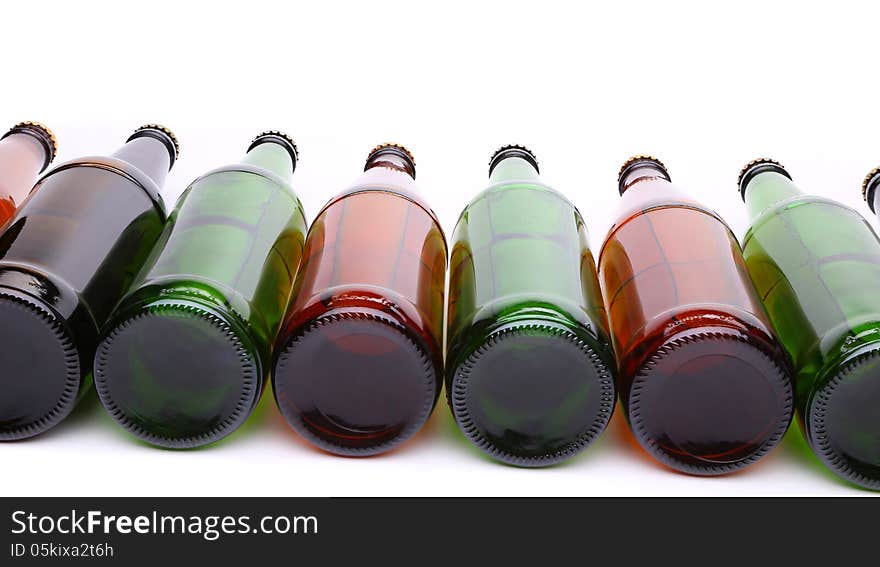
[273, 144, 447, 456]
[446, 146, 615, 466]
[0, 125, 174, 440]
[597, 156, 793, 474]
[0, 122, 57, 225]
[94, 132, 306, 449]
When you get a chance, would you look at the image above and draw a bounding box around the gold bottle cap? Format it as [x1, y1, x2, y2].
[618, 155, 666, 181]
[862, 166, 880, 212]
[617, 155, 669, 194]
[488, 144, 539, 175]
[368, 143, 415, 166]
[2, 121, 58, 171]
[249, 130, 299, 168]
[131, 124, 180, 161]
[737, 158, 790, 200]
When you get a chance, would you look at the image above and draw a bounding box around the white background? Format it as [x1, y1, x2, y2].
[1, 0, 878, 496]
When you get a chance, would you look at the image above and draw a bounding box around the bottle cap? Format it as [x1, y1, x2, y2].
[1, 121, 58, 172]
[862, 167, 880, 213]
[366, 143, 416, 178]
[737, 158, 791, 201]
[488, 144, 539, 175]
[248, 130, 299, 171]
[617, 155, 669, 194]
[128, 124, 179, 167]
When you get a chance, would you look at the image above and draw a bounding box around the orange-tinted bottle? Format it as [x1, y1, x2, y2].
[273, 144, 447, 455]
[0, 122, 56, 225]
[597, 156, 794, 474]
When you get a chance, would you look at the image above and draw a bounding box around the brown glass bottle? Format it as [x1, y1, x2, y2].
[597, 156, 793, 474]
[0, 122, 56, 225]
[0, 125, 174, 440]
[273, 144, 447, 456]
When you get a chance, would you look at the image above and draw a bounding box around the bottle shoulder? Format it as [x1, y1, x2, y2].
[42, 156, 168, 218]
[743, 194, 871, 243]
[316, 184, 446, 245]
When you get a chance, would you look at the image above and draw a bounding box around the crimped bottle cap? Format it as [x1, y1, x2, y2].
[128, 124, 180, 165]
[2, 121, 58, 171]
[862, 166, 880, 213]
[368, 143, 415, 165]
[617, 155, 669, 194]
[737, 158, 791, 201]
[248, 130, 299, 170]
[366, 143, 416, 178]
[488, 144, 539, 175]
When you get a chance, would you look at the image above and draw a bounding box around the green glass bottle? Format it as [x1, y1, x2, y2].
[94, 131, 307, 448]
[446, 145, 616, 466]
[740, 158, 880, 489]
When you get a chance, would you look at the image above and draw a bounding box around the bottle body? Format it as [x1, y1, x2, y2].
[94, 135, 306, 448]
[446, 149, 615, 466]
[273, 145, 446, 455]
[742, 164, 880, 489]
[598, 158, 792, 474]
[0, 127, 173, 439]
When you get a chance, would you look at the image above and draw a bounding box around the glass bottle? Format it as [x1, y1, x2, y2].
[738, 158, 880, 489]
[597, 156, 793, 474]
[273, 144, 447, 456]
[0, 121, 57, 225]
[0, 125, 175, 440]
[446, 145, 615, 466]
[94, 131, 307, 449]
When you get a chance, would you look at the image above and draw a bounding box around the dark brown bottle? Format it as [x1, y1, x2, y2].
[0, 125, 175, 440]
[273, 144, 447, 456]
[597, 156, 794, 474]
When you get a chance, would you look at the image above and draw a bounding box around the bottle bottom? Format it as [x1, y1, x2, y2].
[94, 300, 261, 449]
[627, 330, 793, 475]
[450, 322, 615, 467]
[807, 348, 880, 490]
[273, 309, 439, 456]
[0, 291, 81, 440]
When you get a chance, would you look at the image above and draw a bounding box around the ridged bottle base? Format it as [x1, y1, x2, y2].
[808, 347, 880, 490]
[274, 310, 439, 457]
[628, 330, 793, 476]
[450, 322, 615, 467]
[0, 291, 81, 440]
[94, 300, 260, 449]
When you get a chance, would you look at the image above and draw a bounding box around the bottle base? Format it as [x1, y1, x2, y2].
[450, 321, 615, 467]
[808, 348, 880, 490]
[0, 291, 81, 440]
[274, 309, 439, 456]
[94, 300, 260, 449]
[628, 330, 793, 475]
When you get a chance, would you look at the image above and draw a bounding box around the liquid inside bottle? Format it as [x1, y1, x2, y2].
[446, 145, 615, 466]
[738, 159, 880, 489]
[273, 144, 447, 455]
[0, 122, 56, 225]
[598, 156, 793, 474]
[94, 132, 307, 448]
[0, 125, 174, 439]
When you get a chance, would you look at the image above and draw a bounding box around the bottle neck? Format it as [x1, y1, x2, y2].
[744, 171, 802, 221]
[113, 136, 172, 188]
[241, 141, 294, 184]
[488, 156, 540, 183]
[364, 152, 415, 179]
[619, 164, 671, 194]
[0, 133, 49, 204]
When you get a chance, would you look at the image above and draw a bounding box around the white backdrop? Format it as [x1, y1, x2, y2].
[1, 0, 878, 496]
